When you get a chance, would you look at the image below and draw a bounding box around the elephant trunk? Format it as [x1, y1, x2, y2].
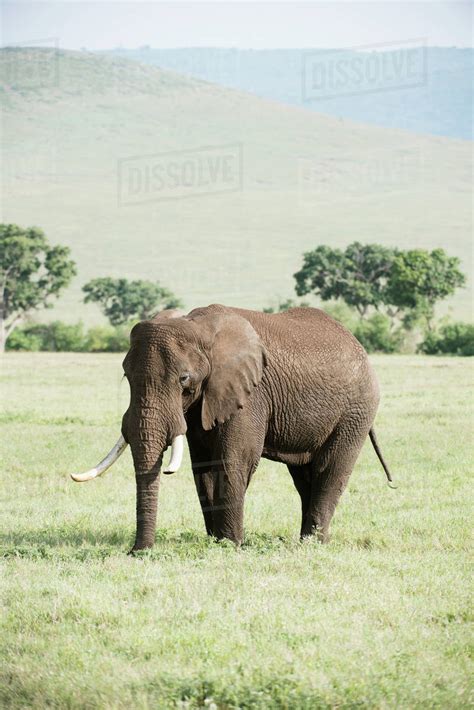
[129, 435, 184, 553]
[124, 387, 187, 552]
[131, 471, 161, 552]
[127, 404, 164, 552]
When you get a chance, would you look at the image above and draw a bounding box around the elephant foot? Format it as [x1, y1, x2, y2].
[213, 533, 242, 547]
[300, 534, 329, 545]
[300, 523, 330, 543]
[128, 542, 154, 555]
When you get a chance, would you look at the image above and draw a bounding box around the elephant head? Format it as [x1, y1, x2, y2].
[70, 305, 266, 551]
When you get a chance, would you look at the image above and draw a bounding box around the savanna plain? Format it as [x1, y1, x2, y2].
[0, 352, 472, 709]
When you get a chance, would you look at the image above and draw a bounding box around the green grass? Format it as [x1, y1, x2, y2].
[0, 353, 473, 708]
[1, 49, 472, 321]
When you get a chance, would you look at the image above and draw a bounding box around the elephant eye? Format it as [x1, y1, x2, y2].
[179, 373, 191, 387]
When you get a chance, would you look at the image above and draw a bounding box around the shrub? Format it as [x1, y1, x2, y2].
[322, 302, 359, 332]
[86, 324, 130, 352]
[353, 313, 404, 354]
[6, 327, 43, 351]
[6, 321, 87, 352]
[419, 322, 474, 356]
[7, 321, 131, 352]
[106, 325, 131, 352]
[323, 304, 403, 353]
[43, 321, 87, 351]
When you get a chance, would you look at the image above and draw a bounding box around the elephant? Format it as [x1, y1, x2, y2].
[71, 304, 393, 552]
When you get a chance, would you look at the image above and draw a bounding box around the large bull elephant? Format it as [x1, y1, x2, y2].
[71, 304, 392, 552]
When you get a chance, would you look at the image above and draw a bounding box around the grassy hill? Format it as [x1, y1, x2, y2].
[1, 48, 472, 323]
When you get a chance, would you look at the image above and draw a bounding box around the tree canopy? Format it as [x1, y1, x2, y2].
[82, 277, 183, 326]
[0, 223, 76, 350]
[387, 249, 465, 329]
[294, 242, 396, 317]
[294, 242, 465, 327]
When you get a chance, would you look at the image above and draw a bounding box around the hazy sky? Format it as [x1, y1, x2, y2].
[1, 1, 472, 50]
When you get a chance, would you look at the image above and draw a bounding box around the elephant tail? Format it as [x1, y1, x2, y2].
[369, 428, 396, 489]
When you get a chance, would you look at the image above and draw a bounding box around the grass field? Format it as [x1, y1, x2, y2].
[0, 352, 472, 708]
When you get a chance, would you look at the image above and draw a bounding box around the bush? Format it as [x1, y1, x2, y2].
[6, 321, 87, 352]
[6, 321, 131, 352]
[353, 314, 404, 354]
[6, 327, 43, 351]
[44, 321, 87, 351]
[322, 302, 358, 332]
[7, 315, 472, 356]
[86, 324, 130, 352]
[419, 322, 474, 356]
[323, 304, 404, 353]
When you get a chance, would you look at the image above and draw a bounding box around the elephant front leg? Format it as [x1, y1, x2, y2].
[193, 463, 245, 544]
[209, 438, 262, 544]
[192, 456, 246, 544]
[210, 461, 246, 545]
[189, 410, 265, 545]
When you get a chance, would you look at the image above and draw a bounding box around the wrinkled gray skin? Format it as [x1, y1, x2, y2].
[121, 304, 390, 553]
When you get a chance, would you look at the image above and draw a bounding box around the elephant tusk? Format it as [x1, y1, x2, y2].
[163, 435, 184, 474]
[70, 435, 128, 482]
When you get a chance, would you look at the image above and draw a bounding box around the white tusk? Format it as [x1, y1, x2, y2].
[163, 435, 184, 474]
[70, 435, 128, 482]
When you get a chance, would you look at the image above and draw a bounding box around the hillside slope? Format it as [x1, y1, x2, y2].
[1, 48, 472, 322]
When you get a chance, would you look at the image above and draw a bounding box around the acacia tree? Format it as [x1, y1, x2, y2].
[294, 242, 396, 318]
[82, 277, 183, 326]
[0, 224, 76, 352]
[387, 249, 465, 331]
[294, 242, 465, 329]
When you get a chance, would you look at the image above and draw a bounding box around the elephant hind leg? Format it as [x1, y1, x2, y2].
[287, 464, 312, 538]
[302, 417, 371, 542]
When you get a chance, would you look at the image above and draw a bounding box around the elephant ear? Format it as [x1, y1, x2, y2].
[189, 308, 267, 431]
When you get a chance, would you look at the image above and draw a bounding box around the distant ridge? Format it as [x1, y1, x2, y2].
[0, 47, 209, 100]
[107, 47, 473, 140]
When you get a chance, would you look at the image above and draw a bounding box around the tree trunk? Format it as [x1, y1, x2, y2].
[0, 312, 22, 353]
[425, 312, 435, 332]
[130, 472, 160, 553]
[0, 290, 8, 353]
[0, 317, 5, 353]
